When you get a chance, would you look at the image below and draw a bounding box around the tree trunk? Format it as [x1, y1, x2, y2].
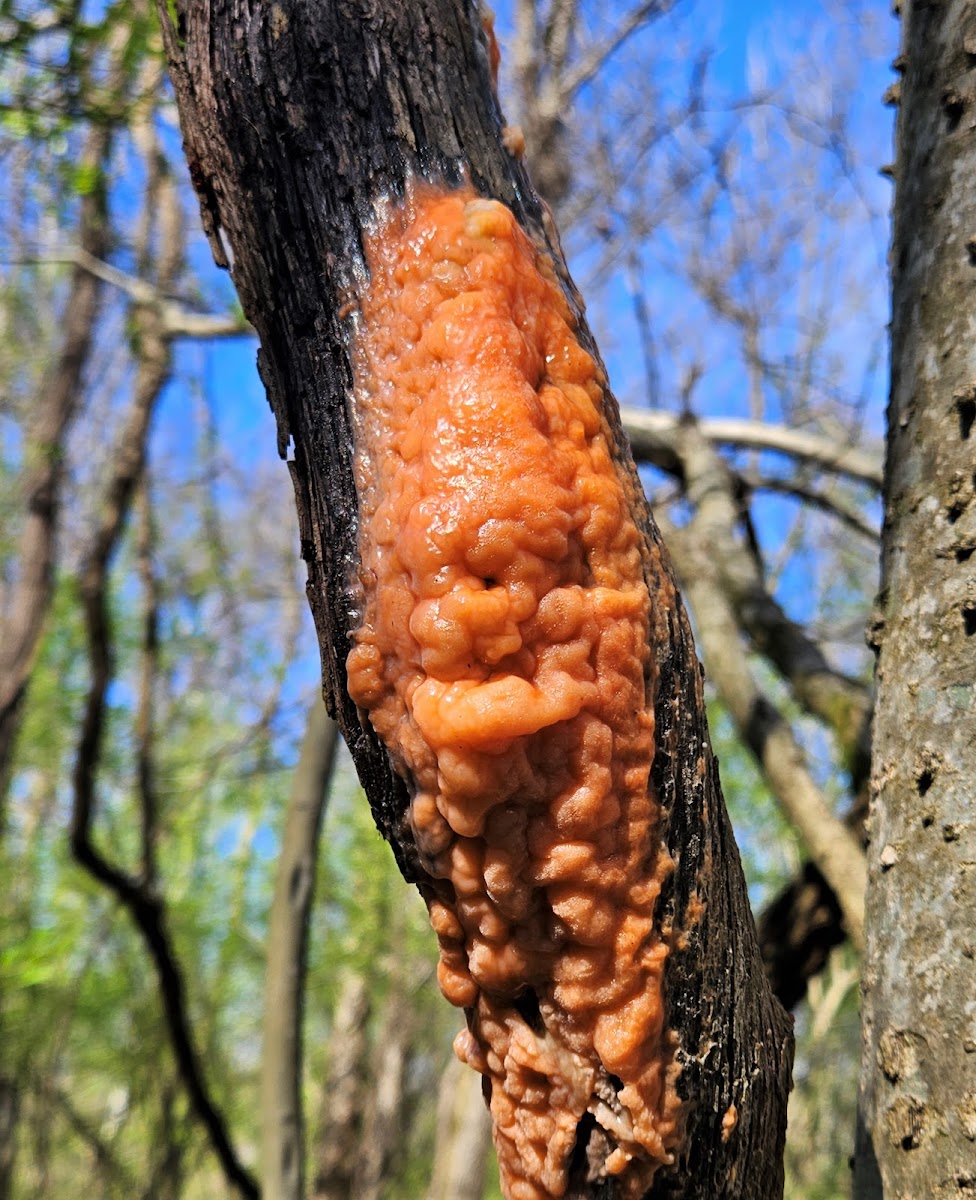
[352, 985, 409, 1200]
[427, 1054, 493, 1200]
[261, 700, 339, 1200]
[312, 971, 371, 1200]
[0, 1076, 18, 1200]
[855, 2, 976, 1196]
[159, 2, 793, 1196]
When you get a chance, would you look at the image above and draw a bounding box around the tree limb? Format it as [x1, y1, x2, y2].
[622, 408, 883, 488]
[673, 419, 871, 770]
[562, 0, 675, 99]
[659, 514, 867, 950]
[737, 469, 879, 543]
[15, 249, 254, 339]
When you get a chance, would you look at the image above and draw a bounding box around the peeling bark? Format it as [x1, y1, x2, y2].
[855, 3, 976, 1196]
[158, 1, 793, 1194]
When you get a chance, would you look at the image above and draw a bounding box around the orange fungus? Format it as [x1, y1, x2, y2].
[346, 186, 682, 1198]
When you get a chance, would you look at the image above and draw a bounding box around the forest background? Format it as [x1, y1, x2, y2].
[0, 1, 894, 1198]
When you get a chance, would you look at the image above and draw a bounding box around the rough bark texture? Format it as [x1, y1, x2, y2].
[855, 4, 976, 1197]
[158, 2, 793, 1195]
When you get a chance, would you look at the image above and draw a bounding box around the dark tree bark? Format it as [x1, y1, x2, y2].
[158, 2, 793, 1195]
[855, 3, 976, 1196]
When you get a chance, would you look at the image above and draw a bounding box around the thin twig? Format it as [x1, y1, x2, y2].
[739, 469, 879, 543]
[134, 476, 160, 886]
[25, 249, 253, 339]
[563, 0, 674, 99]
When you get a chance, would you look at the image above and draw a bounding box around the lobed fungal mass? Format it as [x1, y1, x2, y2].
[346, 186, 682, 1198]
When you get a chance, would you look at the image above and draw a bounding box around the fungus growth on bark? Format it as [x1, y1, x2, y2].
[346, 186, 682, 1199]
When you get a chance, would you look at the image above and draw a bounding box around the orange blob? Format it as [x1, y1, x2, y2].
[346, 186, 682, 1198]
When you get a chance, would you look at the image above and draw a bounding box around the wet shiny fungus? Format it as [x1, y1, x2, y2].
[346, 186, 682, 1198]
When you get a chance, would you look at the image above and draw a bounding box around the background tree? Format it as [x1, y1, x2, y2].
[855, 2, 976, 1195]
[0, 1, 898, 1198]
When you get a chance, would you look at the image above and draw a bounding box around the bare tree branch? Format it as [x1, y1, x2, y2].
[134, 477, 161, 886]
[623, 408, 883, 488]
[738, 469, 880, 543]
[673, 419, 871, 767]
[541, 0, 576, 79]
[0, 125, 110, 816]
[660, 513, 867, 950]
[562, 0, 675, 99]
[14, 249, 254, 339]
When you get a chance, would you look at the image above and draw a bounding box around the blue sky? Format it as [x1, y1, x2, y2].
[156, 0, 895, 779]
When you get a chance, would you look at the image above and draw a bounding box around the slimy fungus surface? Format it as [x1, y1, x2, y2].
[346, 187, 682, 1198]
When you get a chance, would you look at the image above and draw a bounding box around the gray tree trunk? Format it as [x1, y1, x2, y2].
[312, 971, 371, 1200]
[261, 700, 339, 1200]
[427, 1055, 493, 1200]
[855, 2, 976, 1196]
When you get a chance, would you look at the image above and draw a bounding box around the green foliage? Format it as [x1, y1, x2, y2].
[70, 159, 102, 197]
